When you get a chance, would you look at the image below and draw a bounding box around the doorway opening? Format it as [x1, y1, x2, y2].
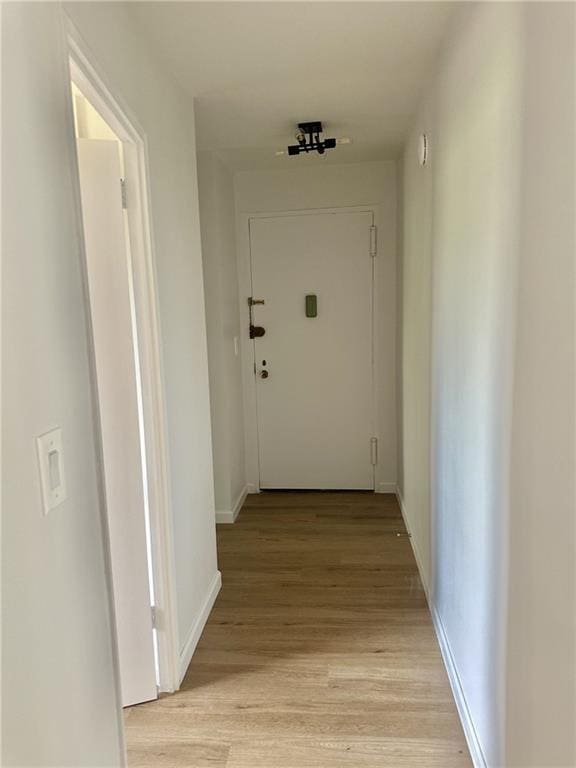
[68, 39, 180, 706]
[72, 81, 158, 707]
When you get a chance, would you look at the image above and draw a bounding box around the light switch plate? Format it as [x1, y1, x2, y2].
[36, 428, 67, 515]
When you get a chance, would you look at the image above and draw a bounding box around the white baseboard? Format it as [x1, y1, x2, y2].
[395, 486, 486, 768]
[246, 482, 259, 494]
[431, 605, 487, 768]
[178, 570, 222, 684]
[375, 481, 397, 494]
[215, 485, 248, 524]
[395, 487, 430, 598]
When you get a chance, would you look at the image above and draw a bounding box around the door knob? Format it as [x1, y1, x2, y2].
[260, 370, 269, 379]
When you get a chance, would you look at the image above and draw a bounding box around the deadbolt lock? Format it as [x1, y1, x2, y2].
[248, 297, 266, 339]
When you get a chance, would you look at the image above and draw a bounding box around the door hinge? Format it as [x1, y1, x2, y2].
[370, 437, 378, 466]
[369, 225, 377, 257]
[120, 178, 128, 210]
[151, 605, 160, 630]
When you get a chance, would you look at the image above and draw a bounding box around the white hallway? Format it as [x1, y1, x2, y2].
[2, 2, 575, 767]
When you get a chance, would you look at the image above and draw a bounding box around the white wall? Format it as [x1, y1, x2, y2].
[401, 3, 575, 767]
[3, 3, 219, 763]
[64, 2, 219, 663]
[430, 9, 523, 765]
[2, 4, 123, 765]
[399, 89, 435, 588]
[395, 165, 404, 499]
[506, 4, 576, 766]
[235, 161, 398, 492]
[197, 151, 246, 517]
[402, 5, 523, 765]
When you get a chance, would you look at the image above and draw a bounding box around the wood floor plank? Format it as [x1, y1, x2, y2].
[226, 737, 471, 768]
[125, 492, 471, 767]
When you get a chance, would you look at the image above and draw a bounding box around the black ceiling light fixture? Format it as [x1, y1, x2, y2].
[287, 121, 337, 156]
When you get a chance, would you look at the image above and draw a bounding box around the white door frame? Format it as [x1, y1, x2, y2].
[66, 20, 180, 694]
[236, 205, 383, 493]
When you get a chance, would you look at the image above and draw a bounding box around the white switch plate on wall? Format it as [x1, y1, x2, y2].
[36, 428, 67, 515]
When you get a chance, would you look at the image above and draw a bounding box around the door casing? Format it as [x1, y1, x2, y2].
[66, 21, 181, 699]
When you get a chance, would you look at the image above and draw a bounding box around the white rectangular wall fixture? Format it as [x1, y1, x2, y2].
[36, 428, 67, 515]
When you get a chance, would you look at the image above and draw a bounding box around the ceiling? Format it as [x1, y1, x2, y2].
[130, 2, 457, 171]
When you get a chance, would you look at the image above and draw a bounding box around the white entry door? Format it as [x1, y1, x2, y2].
[249, 211, 375, 490]
[77, 139, 157, 707]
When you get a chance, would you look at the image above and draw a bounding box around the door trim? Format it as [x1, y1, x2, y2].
[236, 206, 383, 492]
[65, 19, 180, 695]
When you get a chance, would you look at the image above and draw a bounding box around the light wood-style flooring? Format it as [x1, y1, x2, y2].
[125, 492, 472, 767]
